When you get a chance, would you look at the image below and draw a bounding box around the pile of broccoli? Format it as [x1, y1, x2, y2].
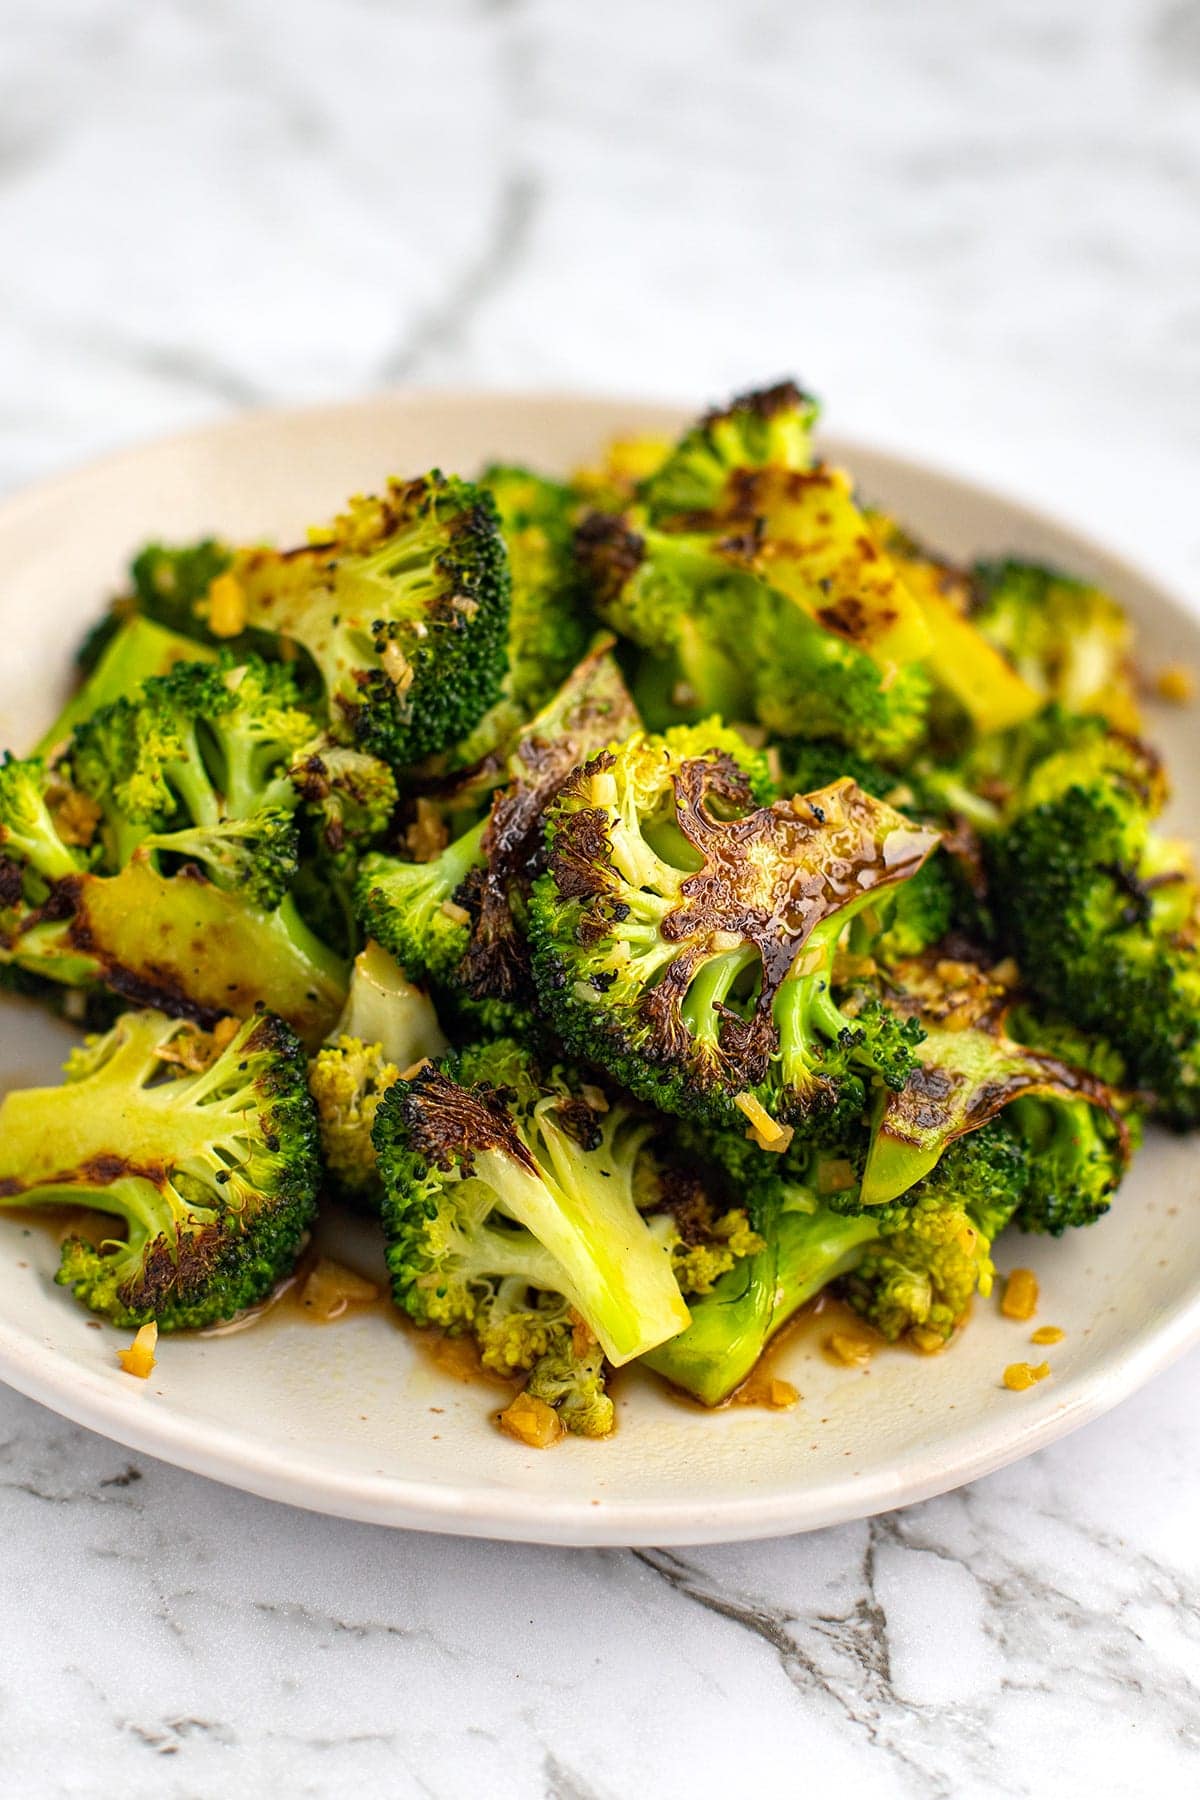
[1, 381, 1194, 1444]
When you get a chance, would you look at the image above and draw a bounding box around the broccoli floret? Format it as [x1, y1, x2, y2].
[979, 718, 1200, 1125]
[288, 739, 399, 861]
[0, 1009, 319, 1328]
[522, 1326, 615, 1439]
[973, 559, 1139, 732]
[35, 615, 219, 759]
[480, 464, 591, 715]
[643, 1117, 1029, 1402]
[0, 749, 346, 1049]
[372, 1039, 690, 1367]
[639, 380, 819, 523]
[232, 473, 510, 766]
[859, 957, 1130, 1206]
[530, 735, 936, 1135]
[71, 656, 316, 896]
[358, 642, 639, 1013]
[308, 1036, 400, 1203]
[577, 502, 932, 759]
[307, 945, 448, 1206]
[129, 538, 236, 639]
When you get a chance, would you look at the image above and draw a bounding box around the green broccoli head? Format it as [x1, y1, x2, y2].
[639, 380, 819, 523]
[233, 473, 510, 766]
[985, 720, 1200, 1126]
[972, 559, 1138, 731]
[70, 655, 316, 896]
[372, 1038, 690, 1367]
[480, 463, 591, 716]
[0, 1008, 319, 1328]
[288, 739, 399, 863]
[576, 503, 931, 760]
[129, 538, 235, 639]
[530, 735, 936, 1137]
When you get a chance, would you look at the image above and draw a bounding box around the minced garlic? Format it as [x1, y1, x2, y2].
[1003, 1360, 1050, 1392]
[498, 1392, 563, 1448]
[826, 1331, 874, 1367]
[1001, 1268, 1039, 1321]
[734, 1092, 794, 1153]
[118, 1321, 158, 1379]
[206, 572, 247, 638]
[1031, 1325, 1065, 1346]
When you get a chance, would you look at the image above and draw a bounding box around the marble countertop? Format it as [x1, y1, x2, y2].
[2, 0, 1199, 1793]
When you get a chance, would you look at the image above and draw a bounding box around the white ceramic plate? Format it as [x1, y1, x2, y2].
[0, 392, 1197, 1547]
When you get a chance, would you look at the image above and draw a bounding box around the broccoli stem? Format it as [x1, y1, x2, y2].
[474, 1111, 689, 1365]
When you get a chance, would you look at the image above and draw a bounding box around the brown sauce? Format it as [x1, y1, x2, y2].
[0, 1205, 927, 1415]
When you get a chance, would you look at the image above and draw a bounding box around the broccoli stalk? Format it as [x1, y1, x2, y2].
[35, 615, 218, 759]
[0, 1009, 319, 1328]
[372, 1040, 690, 1366]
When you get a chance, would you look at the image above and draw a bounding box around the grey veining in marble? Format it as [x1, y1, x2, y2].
[1, 1, 1199, 1794]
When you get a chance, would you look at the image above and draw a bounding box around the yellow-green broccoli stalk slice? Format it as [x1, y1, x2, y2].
[229, 473, 510, 766]
[0, 1009, 319, 1328]
[372, 1039, 690, 1367]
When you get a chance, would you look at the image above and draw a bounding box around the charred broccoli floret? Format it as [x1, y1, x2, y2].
[358, 642, 639, 1014]
[860, 954, 1129, 1206]
[231, 473, 510, 765]
[0, 697, 346, 1048]
[530, 732, 937, 1135]
[644, 1115, 1030, 1403]
[372, 1039, 690, 1368]
[577, 496, 932, 759]
[0, 1009, 319, 1328]
[639, 380, 819, 523]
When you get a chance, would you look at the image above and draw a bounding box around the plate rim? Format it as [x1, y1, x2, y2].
[0, 386, 1196, 1546]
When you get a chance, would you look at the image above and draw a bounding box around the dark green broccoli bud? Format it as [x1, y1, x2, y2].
[639, 380, 819, 523]
[530, 736, 936, 1136]
[0, 1008, 319, 1328]
[645, 1116, 1030, 1403]
[860, 956, 1129, 1207]
[973, 559, 1138, 732]
[480, 463, 592, 716]
[985, 722, 1200, 1126]
[233, 473, 510, 766]
[577, 500, 932, 759]
[129, 538, 235, 639]
[288, 739, 399, 861]
[1006, 1094, 1127, 1236]
[372, 1039, 690, 1366]
[358, 642, 639, 1012]
[35, 615, 219, 759]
